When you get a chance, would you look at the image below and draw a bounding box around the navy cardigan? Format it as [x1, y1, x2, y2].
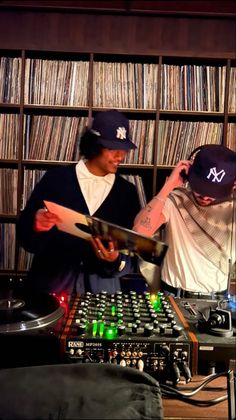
[17, 165, 141, 294]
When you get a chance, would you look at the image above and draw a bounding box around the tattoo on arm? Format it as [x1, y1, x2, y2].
[145, 205, 152, 212]
[140, 217, 151, 229]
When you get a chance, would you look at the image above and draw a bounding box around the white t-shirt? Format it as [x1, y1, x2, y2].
[161, 195, 235, 293]
[75, 159, 115, 215]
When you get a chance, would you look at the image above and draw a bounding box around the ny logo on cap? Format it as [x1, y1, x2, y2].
[116, 127, 126, 140]
[207, 167, 226, 183]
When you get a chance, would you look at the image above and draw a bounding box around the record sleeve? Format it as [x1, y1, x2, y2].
[44, 201, 168, 265]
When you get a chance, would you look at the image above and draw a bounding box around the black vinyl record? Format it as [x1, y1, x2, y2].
[0, 284, 65, 333]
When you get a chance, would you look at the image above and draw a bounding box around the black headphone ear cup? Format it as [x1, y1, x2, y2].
[187, 145, 205, 161]
[180, 145, 204, 181]
[180, 169, 189, 180]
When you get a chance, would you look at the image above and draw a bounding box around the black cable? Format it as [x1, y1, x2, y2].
[161, 370, 229, 398]
[159, 370, 230, 407]
[161, 390, 227, 407]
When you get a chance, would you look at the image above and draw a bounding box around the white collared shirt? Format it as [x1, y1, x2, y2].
[75, 159, 115, 215]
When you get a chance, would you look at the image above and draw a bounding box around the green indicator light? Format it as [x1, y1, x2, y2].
[104, 326, 118, 340]
[98, 322, 105, 337]
[92, 320, 98, 337]
[111, 305, 116, 316]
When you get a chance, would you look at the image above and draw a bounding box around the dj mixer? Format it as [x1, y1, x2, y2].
[60, 291, 192, 384]
[1, 283, 235, 384]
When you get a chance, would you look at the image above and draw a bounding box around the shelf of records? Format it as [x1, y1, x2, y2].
[0, 169, 147, 217]
[0, 112, 235, 163]
[0, 223, 33, 271]
[0, 56, 235, 112]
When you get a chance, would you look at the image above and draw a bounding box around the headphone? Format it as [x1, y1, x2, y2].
[180, 145, 204, 180]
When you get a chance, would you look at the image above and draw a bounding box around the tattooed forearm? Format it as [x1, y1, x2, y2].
[139, 217, 152, 229]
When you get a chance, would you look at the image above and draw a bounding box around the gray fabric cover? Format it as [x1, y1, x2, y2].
[0, 363, 163, 419]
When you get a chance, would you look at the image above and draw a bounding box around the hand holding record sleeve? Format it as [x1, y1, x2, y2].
[85, 215, 168, 265]
[43, 201, 168, 265]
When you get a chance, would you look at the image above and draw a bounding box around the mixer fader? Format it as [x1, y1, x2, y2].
[61, 291, 192, 384]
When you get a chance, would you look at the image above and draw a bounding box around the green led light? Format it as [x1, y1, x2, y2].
[98, 321, 105, 337]
[92, 320, 98, 337]
[154, 304, 161, 313]
[111, 305, 116, 316]
[104, 326, 118, 340]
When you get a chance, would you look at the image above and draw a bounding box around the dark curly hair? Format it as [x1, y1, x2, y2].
[79, 129, 104, 159]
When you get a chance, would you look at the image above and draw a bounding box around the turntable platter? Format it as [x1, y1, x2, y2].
[0, 291, 65, 333]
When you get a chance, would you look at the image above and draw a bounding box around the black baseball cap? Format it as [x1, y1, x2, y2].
[89, 110, 136, 150]
[188, 144, 236, 199]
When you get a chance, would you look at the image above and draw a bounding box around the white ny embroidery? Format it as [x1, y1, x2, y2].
[206, 167, 226, 183]
[116, 127, 126, 139]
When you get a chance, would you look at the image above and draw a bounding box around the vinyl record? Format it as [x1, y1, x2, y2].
[0, 289, 65, 333]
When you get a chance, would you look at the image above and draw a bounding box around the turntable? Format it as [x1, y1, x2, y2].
[0, 279, 66, 368]
[0, 289, 65, 333]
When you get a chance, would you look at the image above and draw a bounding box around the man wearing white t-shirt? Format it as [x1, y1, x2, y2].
[133, 144, 236, 298]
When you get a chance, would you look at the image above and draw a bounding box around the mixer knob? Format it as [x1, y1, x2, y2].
[118, 325, 126, 336]
[117, 312, 123, 320]
[76, 323, 86, 335]
[132, 323, 138, 333]
[172, 325, 183, 337]
[133, 308, 140, 316]
[144, 323, 154, 336]
[116, 296, 122, 303]
[167, 313, 174, 320]
[165, 308, 172, 314]
[153, 319, 159, 329]
[159, 324, 167, 334]
[77, 309, 87, 317]
[170, 320, 177, 327]
[120, 359, 126, 367]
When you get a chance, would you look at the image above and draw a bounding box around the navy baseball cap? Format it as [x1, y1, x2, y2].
[90, 110, 136, 150]
[188, 144, 236, 199]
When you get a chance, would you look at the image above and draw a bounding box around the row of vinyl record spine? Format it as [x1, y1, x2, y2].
[0, 114, 235, 161]
[1, 57, 235, 112]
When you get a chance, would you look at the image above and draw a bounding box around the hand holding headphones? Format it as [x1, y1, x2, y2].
[167, 160, 192, 189]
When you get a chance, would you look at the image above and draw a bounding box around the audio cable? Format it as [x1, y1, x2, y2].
[160, 371, 235, 412]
